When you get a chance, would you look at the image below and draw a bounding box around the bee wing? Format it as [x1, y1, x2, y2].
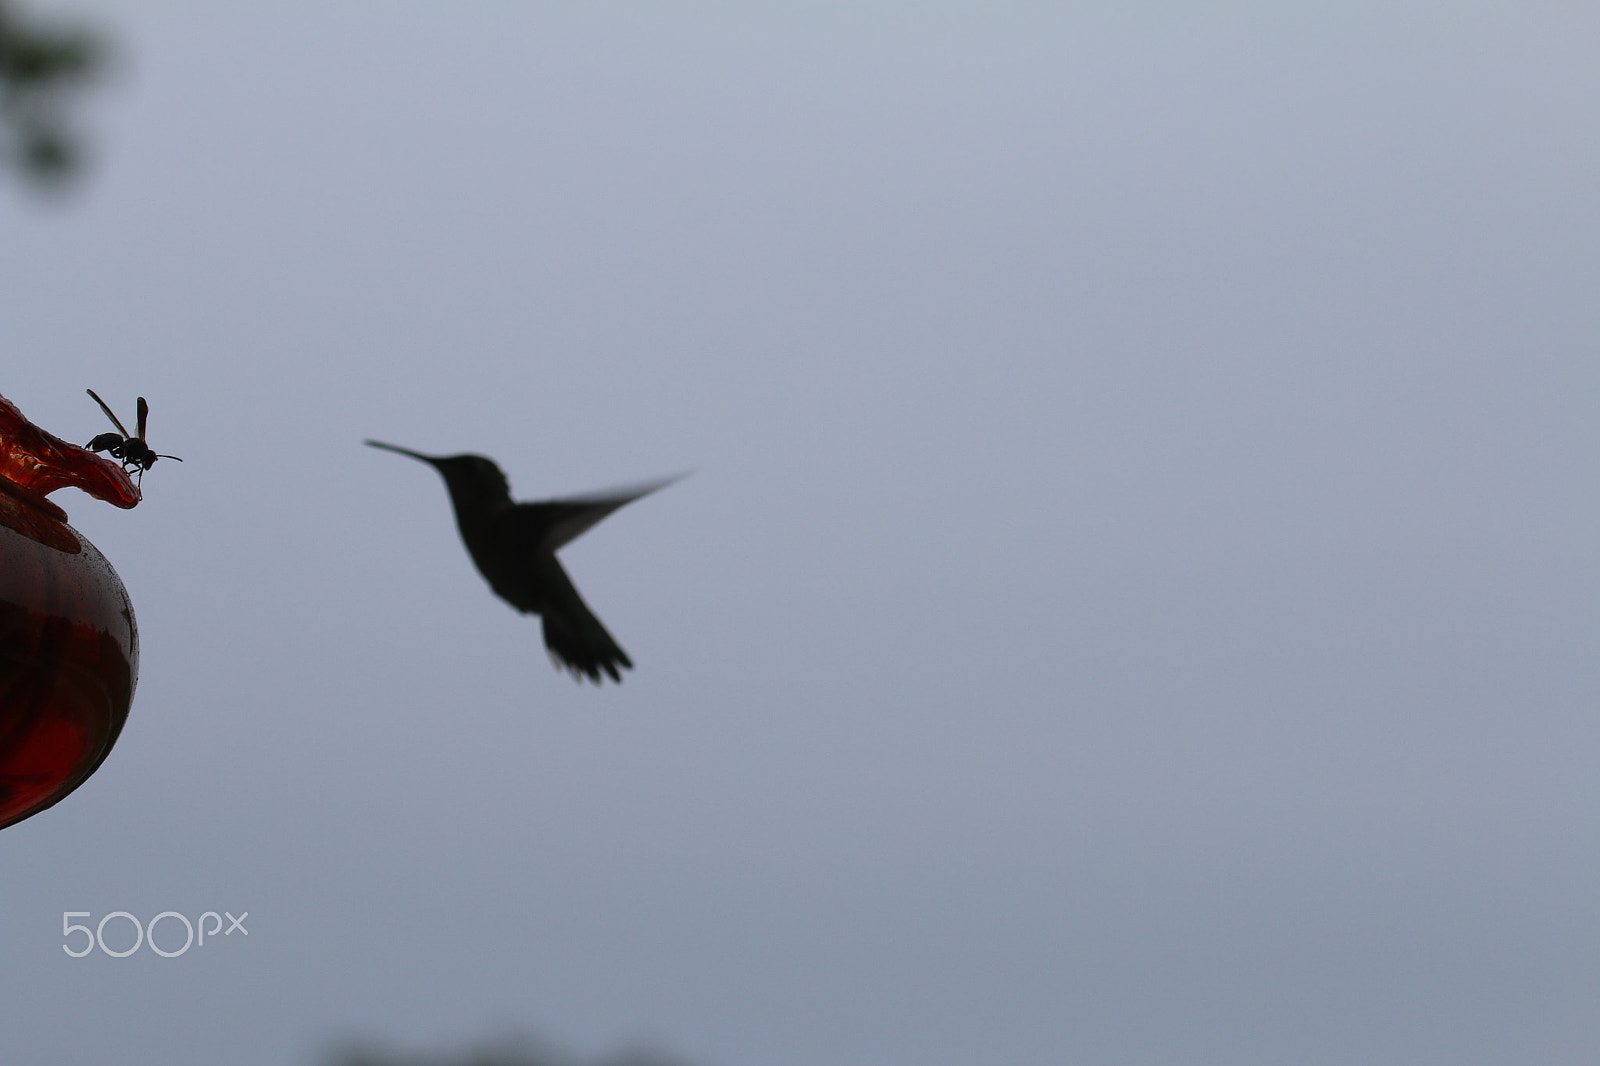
[86, 389, 131, 438]
[136, 397, 149, 441]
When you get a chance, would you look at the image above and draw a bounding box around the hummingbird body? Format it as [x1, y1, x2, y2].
[366, 441, 679, 684]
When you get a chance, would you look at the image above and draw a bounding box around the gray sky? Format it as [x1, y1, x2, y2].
[3, 3, 1598, 1064]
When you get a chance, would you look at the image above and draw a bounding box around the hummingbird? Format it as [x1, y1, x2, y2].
[365, 440, 682, 684]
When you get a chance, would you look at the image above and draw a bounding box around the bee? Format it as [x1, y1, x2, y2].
[85, 389, 183, 484]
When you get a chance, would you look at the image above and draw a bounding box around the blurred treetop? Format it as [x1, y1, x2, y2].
[0, 0, 105, 187]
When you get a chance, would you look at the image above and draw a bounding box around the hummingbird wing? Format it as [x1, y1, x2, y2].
[510, 473, 686, 554]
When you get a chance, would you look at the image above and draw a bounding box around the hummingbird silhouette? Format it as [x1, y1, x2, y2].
[365, 440, 682, 684]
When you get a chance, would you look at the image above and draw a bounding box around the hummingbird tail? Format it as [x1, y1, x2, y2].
[541, 599, 634, 685]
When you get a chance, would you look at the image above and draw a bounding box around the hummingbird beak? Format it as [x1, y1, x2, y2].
[364, 439, 442, 466]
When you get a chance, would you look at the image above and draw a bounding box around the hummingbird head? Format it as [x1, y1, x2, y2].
[365, 440, 512, 514]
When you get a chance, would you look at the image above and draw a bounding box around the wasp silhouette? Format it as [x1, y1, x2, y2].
[85, 389, 183, 484]
[366, 440, 683, 685]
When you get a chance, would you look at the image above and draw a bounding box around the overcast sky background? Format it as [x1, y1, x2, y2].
[2, 3, 1598, 1064]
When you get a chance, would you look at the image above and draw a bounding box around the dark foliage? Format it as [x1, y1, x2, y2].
[0, 0, 105, 185]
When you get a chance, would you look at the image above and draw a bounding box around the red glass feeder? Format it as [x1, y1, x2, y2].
[0, 393, 142, 831]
